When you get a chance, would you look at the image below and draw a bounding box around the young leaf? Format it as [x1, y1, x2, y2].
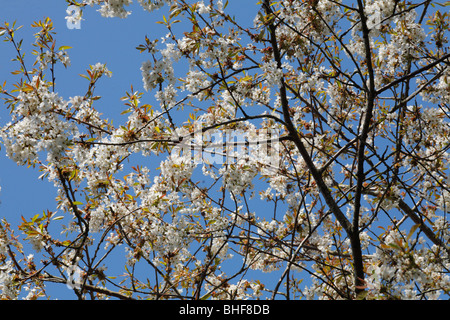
[58, 45, 72, 51]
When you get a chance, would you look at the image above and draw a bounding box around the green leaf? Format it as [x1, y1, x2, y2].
[72, 201, 83, 206]
[388, 243, 401, 250]
[407, 224, 420, 240]
[356, 290, 368, 300]
[58, 45, 72, 51]
[200, 292, 212, 300]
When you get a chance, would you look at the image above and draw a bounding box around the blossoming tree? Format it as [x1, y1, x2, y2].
[1, 0, 449, 300]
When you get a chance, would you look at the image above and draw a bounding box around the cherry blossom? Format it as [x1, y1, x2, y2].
[0, 0, 449, 300]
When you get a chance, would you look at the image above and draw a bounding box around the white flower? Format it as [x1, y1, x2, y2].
[97, 0, 133, 18]
[196, 1, 211, 14]
[161, 42, 181, 61]
[155, 84, 178, 107]
[90, 62, 112, 77]
[138, 0, 168, 12]
[0, 261, 17, 299]
[261, 60, 284, 88]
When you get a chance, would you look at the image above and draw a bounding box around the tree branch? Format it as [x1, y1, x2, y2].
[376, 53, 450, 95]
[262, 0, 353, 236]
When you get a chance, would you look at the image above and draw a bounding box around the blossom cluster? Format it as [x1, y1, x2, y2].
[81, 0, 172, 18]
[0, 0, 449, 300]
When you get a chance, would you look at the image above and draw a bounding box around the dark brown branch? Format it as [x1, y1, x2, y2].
[262, 0, 353, 236]
[396, 199, 450, 255]
[376, 53, 450, 95]
[349, 0, 377, 296]
[363, 189, 450, 257]
[41, 274, 134, 300]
